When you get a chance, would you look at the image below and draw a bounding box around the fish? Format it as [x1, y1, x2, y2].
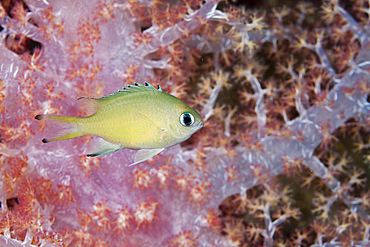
[35, 82, 204, 166]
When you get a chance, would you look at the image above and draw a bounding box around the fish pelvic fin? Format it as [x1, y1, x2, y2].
[127, 148, 164, 167]
[35, 114, 83, 142]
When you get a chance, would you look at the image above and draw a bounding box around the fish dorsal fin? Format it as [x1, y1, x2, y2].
[120, 82, 163, 94]
[77, 82, 163, 115]
[104, 82, 162, 98]
[82, 82, 163, 101]
[77, 97, 100, 116]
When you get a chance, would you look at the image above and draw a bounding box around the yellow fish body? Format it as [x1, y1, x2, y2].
[35, 82, 203, 166]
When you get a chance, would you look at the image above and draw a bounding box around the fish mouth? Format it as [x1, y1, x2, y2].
[195, 121, 204, 131]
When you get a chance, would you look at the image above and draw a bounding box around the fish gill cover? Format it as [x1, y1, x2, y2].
[0, 0, 369, 246]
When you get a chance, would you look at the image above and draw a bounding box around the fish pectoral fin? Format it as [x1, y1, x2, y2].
[133, 113, 161, 136]
[86, 138, 122, 157]
[128, 148, 164, 167]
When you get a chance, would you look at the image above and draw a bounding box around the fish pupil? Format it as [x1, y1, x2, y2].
[184, 115, 192, 125]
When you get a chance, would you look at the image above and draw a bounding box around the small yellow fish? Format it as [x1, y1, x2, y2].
[35, 82, 203, 166]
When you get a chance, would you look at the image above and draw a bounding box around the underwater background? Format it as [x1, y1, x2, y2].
[0, 0, 369, 246]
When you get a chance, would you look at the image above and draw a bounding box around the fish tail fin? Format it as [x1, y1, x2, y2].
[35, 114, 83, 142]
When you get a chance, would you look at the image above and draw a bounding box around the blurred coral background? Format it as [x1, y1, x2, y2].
[0, 0, 369, 246]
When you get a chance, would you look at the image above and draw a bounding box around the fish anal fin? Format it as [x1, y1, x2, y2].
[86, 138, 123, 157]
[128, 148, 164, 167]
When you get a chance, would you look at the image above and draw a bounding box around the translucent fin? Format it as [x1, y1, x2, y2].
[76, 97, 100, 116]
[35, 114, 83, 142]
[128, 148, 164, 167]
[86, 138, 123, 157]
[133, 112, 162, 137]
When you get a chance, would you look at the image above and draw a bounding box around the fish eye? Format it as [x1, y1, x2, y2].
[180, 112, 195, 127]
